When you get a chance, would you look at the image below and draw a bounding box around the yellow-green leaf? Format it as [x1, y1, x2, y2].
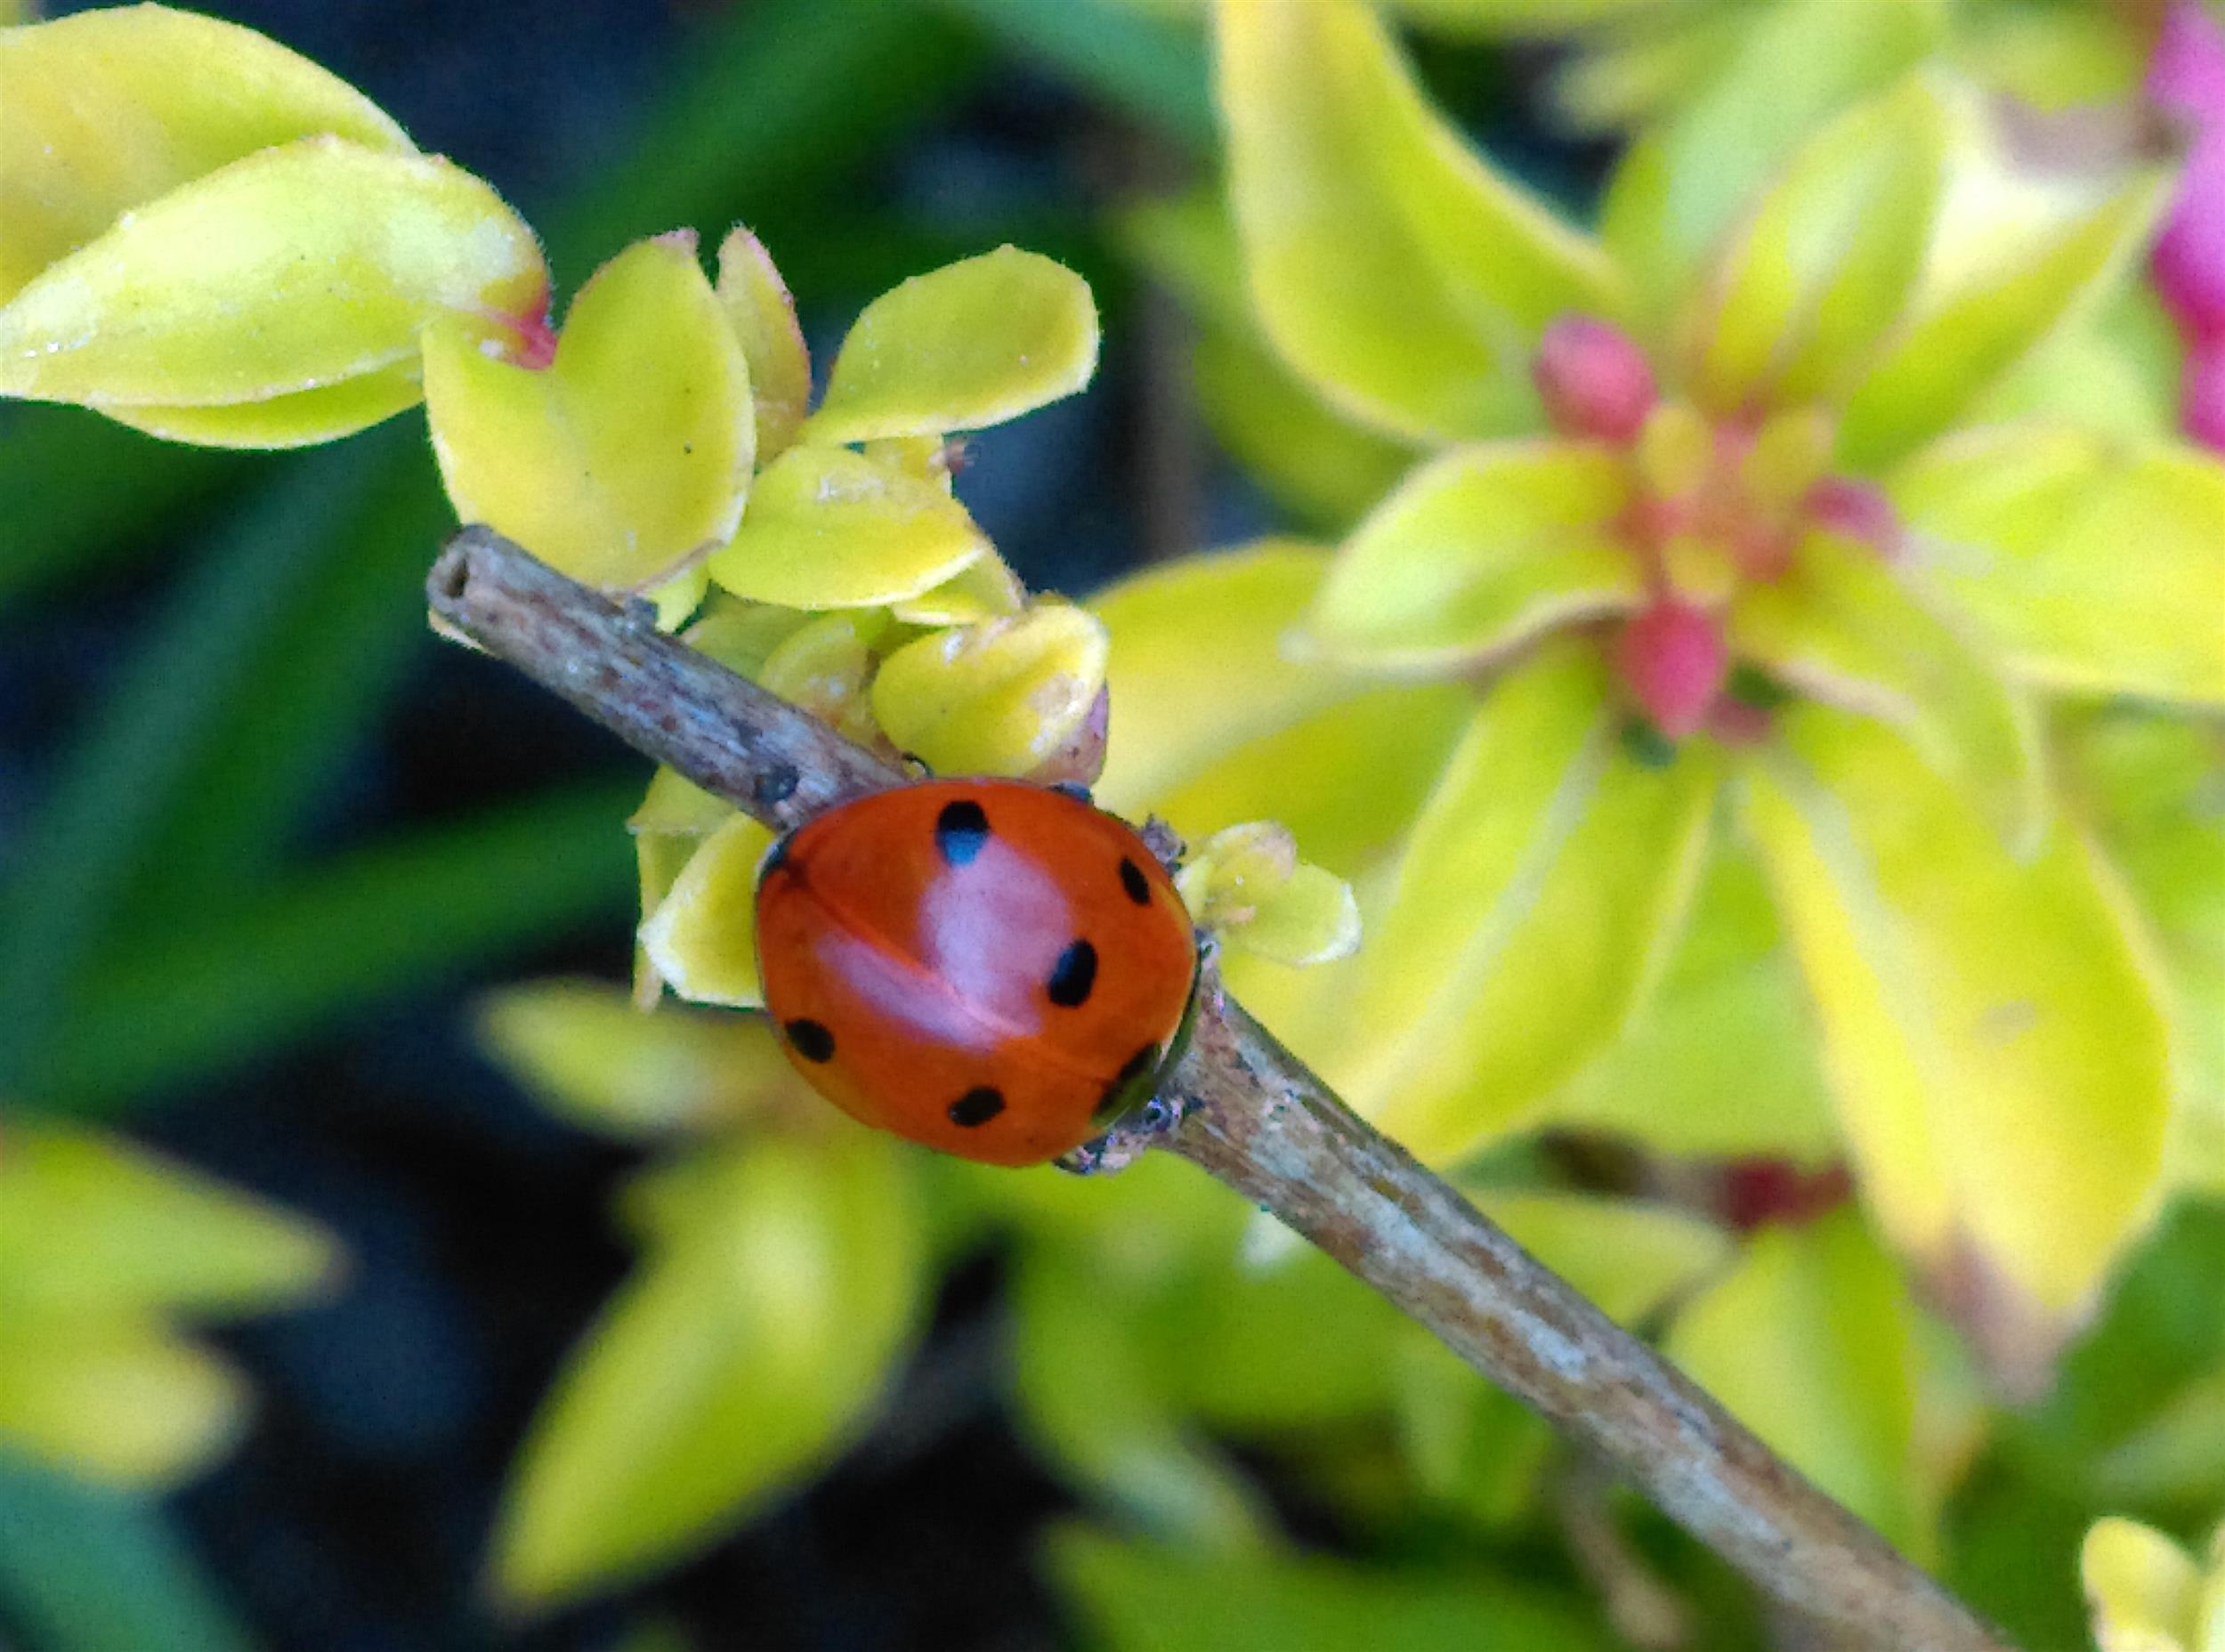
[1546, 837, 1841, 1163]
[871, 603, 1106, 778]
[1347, 646, 1721, 1162]
[1667, 1212, 1927, 1555]
[637, 812, 773, 1009]
[0, 1312, 246, 1489]
[1841, 156, 2171, 470]
[1744, 708, 2173, 1325]
[0, 1120, 336, 1319]
[100, 363, 427, 449]
[1, 137, 544, 430]
[804, 246, 1097, 443]
[1681, 75, 1947, 412]
[425, 232, 752, 593]
[1892, 427, 2225, 705]
[1730, 530, 2042, 845]
[714, 226, 811, 460]
[0, 3, 414, 302]
[1217, 0, 1624, 443]
[477, 980, 803, 1139]
[492, 1131, 921, 1605]
[2082, 1518, 2212, 1652]
[1599, 0, 1946, 303]
[706, 443, 988, 608]
[1308, 441, 1640, 669]
[1475, 1189, 1733, 1325]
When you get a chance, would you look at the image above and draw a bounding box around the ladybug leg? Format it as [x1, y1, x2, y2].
[1056, 1090, 1185, 1178]
[1048, 780, 1095, 805]
[1140, 814, 1186, 877]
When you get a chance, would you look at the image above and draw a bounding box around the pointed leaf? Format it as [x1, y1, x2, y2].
[714, 226, 811, 458]
[1892, 427, 2225, 704]
[0, 1121, 336, 1318]
[637, 813, 773, 1008]
[2082, 1518, 2207, 1652]
[1600, 0, 1946, 300]
[1217, 0, 1624, 442]
[1667, 1212, 1927, 1554]
[1, 137, 545, 425]
[425, 234, 753, 592]
[1347, 647, 1721, 1162]
[477, 980, 802, 1139]
[706, 443, 987, 608]
[1841, 158, 2172, 469]
[1308, 441, 1640, 668]
[870, 603, 1109, 777]
[0, 1314, 245, 1489]
[0, 4, 413, 301]
[492, 1132, 921, 1606]
[1730, 530, 2042, 843]
[1682, 76, 1947, 412]
[1744, 708, 2173, 1324]
[804, 246, 1096, 442]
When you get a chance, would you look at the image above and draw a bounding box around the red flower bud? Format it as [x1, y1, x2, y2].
[1616, 600, 1728, 740]
[1533, 316, 1657, 443]
[2184, 334, 2225, 451]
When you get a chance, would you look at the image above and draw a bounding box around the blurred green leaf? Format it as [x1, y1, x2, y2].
[1892, 429, 2225, 707]
[936, 0, 1212, 150]
[1015, 1244, 1274, 1552]
[0, 1312, 245, 1489]
[1217, 0, 1623, 442]
[0, 1452, 258, 1652]
[1050, 1525, 1613, 1652]
[1668, 1211, 1928, 1556]
[477, 981, 802, 1141]
[1681, 75, 1946, 411]
[1745, 709, 2172, 1336]
[1307, 441, 1638, 669]
[1731, 530, 2041, 847]
[1599, 0, 1946, 304]
[493, 1130, 923, 1606]
[0, 1119, 335, 1316]
[22, 783, 639, 1112]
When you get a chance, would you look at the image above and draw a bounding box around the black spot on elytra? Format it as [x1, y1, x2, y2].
[934, 798, 991, 866]
[1046, 939, 1097, 1008]
[1119, 856, 1152, 906]
[785, 1019, 835, 1063]
[1093, 1042, 1163, 1123]
[948, 1086, 1005, 1128]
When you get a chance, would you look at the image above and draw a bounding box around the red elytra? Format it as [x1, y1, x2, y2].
[753, 779, 1201, 1166]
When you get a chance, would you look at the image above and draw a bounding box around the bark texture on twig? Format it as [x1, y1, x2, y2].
[427, 525, 2021, 1652]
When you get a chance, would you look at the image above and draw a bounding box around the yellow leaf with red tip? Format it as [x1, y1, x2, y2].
[0, 4, 414, 302]
[1, 137, 545, 442]
[424, 233, 753, 594]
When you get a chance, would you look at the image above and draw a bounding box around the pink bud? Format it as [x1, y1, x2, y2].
[2152, 128, 2225, 335]
[2184, 334, 2225, 451]
[1804, 475, 1905, 559]
[1534, 316, 1657, 442]
[2149, 2, 2225, 124]
[1616, 600, 1728, 740]
[502, 295, 559, 369]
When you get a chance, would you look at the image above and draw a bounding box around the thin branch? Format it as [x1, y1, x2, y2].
[427, 525, 2021, 1652]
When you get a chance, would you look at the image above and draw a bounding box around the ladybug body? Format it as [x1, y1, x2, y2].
[755, 779, 1200, 1166]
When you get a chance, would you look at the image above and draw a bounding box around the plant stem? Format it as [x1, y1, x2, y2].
[426, 525, 2021, 1652]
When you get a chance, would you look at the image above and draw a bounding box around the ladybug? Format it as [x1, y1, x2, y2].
[754, 779, 1200, 1166]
